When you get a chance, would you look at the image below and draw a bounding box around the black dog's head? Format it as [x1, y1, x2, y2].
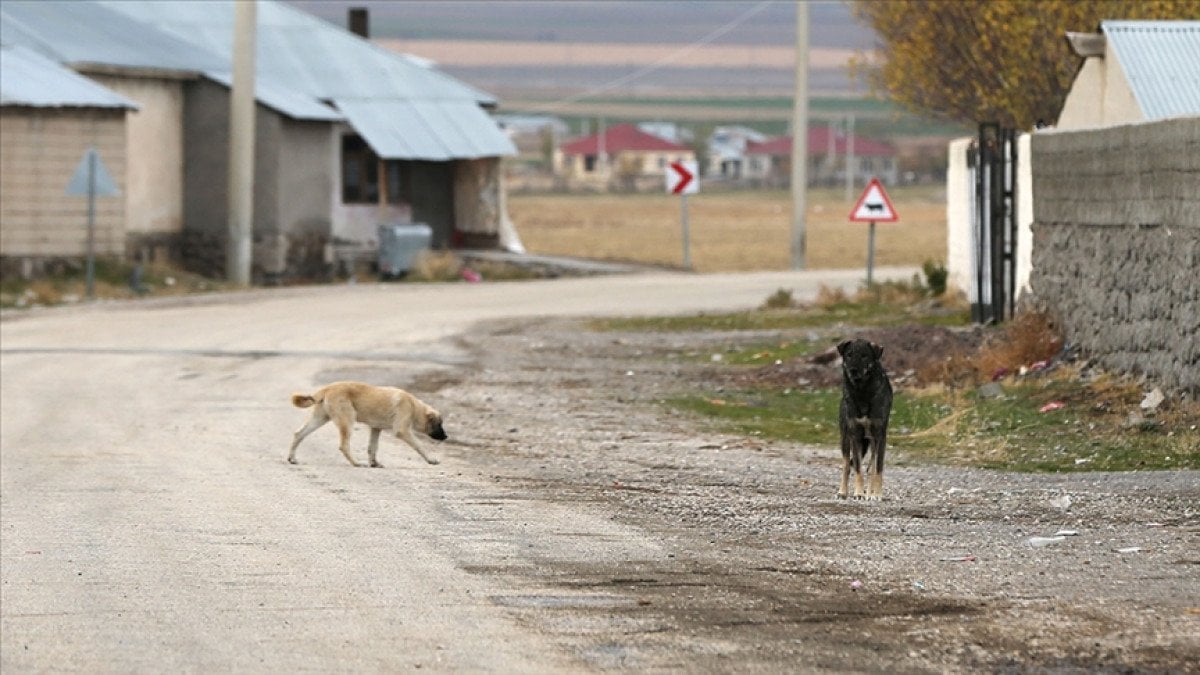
[837, 338, 884, 388]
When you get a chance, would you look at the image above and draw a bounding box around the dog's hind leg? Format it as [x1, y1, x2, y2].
[367, 428, 384, 468]
[288, 408, 329, 464]
[323, 398, 361, 467]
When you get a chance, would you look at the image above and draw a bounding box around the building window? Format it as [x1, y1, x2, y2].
[584, 155, 597, 172]
[342, 135, 379, 204]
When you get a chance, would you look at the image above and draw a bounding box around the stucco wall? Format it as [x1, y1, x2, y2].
[183, 79, 335, 278]
[88, 74, 184, 238]
[1056, 47, 1144, 130]
[1029, 117, 1200, 393]
[0, 108, 127, 260]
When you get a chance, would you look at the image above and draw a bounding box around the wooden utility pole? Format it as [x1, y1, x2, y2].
[790, 1, 809, 270]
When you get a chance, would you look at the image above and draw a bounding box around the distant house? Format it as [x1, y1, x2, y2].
[0, 0, 517, 282]
[0, 45, 138, 276]
[1058, 20, 1200, 130]
[554, 123, 696, 191]
[743, 126, 898, 188]
[706, 125, 768, 180]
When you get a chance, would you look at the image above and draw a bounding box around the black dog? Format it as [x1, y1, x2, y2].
[836, 339, 893, 500]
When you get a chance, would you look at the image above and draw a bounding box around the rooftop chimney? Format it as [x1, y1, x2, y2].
[348, 8, 369, 39]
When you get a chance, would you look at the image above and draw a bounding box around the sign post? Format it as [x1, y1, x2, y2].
[848, 177, 898, 287]
[65, 147, 120, 300]
[666, 160, 699, 269]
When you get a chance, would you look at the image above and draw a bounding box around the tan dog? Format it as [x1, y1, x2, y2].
[287, 381, 447, 467]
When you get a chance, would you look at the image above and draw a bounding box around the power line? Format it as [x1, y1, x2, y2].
[522, 0, 776, 115]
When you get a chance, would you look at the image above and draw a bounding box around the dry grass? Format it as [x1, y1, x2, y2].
[918, 309, 1065, 387]
[508, 186, 947, 272]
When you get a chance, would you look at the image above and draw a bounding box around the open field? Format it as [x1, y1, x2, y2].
[509, 186, 948, 273]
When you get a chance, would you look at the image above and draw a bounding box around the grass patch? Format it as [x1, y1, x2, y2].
[918, 378, 1200, 472]
[669, 388, 948, 447]
[668, 377, 1199, 473]
[593, 302, 969, 333]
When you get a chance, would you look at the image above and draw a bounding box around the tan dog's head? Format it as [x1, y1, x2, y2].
[423, 404, 447, 441]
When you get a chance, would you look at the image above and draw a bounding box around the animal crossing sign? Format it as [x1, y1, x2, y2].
[849, 177, 898, 222]
[848, 177, 898, 286]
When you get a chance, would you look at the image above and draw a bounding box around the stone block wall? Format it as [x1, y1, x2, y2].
[1029, 117, 1200, 393]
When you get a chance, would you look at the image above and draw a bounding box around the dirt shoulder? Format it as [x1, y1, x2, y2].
[429, 317, 1199, 672]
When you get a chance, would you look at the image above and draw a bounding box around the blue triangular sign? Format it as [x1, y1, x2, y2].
[65, 147, 120, 197]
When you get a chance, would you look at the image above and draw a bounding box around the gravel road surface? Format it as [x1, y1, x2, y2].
[2, 268, 1196, 672]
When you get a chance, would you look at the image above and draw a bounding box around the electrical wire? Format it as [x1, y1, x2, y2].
[522, 0, 777, 114]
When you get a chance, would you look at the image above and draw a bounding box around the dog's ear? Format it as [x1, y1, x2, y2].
[837, 340, 852, 356]
[871, 342, 884, 359]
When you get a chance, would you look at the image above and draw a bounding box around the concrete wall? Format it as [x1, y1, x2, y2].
[183, 79, 335, 278]
[88, 74, 184, 242]
[0, 108, 127, 262]
[945, 137, 974, 296]
[1029, 117, 1200, 393]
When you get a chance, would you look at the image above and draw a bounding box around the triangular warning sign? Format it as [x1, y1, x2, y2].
[65, 147, 120, 197]
[848, 177, 898, 222]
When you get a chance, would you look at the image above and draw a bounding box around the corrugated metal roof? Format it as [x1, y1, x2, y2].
[100, 0, 498, 106]
[333, 99, 515, 160]
[1, 0, 513, 159]
[0, 44, 137, 109]
[0, 0, 224, 73]
[203, 71, 342, 122]
[1103, 20, 1200, 121]
[101, 0, 513, 158]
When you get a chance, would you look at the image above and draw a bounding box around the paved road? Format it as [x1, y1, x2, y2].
[0, 268, 913, 671]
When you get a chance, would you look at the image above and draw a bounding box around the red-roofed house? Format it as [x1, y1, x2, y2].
[554, 123, 696, 191]
[744, 126, 897, 188]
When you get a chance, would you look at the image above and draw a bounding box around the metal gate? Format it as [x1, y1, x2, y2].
[970, 123, 1018, 324]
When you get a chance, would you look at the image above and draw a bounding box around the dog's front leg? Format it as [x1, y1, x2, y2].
[398, 429, 440, 465]
[838, 445, 851, 499]
[334, 419, 361, 467]
[867, 423, 886, 500]
[851, 438, 866, 499]
[367, 428, 384, 468]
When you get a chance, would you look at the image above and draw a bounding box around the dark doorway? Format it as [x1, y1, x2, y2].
[384, 160, 456, 248]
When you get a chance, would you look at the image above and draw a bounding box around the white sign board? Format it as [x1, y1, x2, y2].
[666, 160, 698, 195]
[848, 177, 897, 222]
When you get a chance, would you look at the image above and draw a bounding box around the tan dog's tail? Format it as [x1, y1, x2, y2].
[291, 393, 316, 408]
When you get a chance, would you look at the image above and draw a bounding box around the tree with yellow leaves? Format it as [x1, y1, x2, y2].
[852, 1, 1200, 130]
